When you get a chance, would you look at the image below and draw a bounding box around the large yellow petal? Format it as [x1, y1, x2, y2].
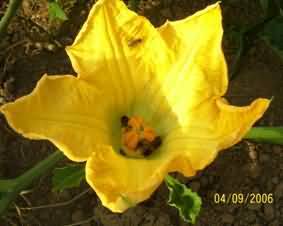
[139, 99, 270, 184]
[215, 98, 270, 150]
[120, 3, 227, 132]
[154, 3, 228, 125]
[163, 98, 270, 173]
[85, 144, 194, 213]
[0, 75, 113, 161]
[155, 2, 270, 162]
[118, 3, 227, 128]
[66, 0, 173, 115]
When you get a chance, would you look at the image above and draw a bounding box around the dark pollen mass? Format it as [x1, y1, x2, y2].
[120, 115, 129, 127]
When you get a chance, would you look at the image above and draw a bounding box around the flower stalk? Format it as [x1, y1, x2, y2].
[245, 126, 283, 145]
[0, 0, 23, 38]
[0, 151, 64, 216]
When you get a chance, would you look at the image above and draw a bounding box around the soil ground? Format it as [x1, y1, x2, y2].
[0, 0, 283, 226]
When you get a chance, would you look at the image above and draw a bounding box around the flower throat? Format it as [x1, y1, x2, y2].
[120, 115, 162, 158]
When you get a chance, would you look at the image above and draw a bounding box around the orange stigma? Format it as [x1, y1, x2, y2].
[120, 115, 161, 157]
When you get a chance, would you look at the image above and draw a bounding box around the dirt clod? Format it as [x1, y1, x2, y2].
[264, 204, 275, 221]
[71, 209, 84, 222]
[274, 182, 283, 199]
[221, 213, 234, 224]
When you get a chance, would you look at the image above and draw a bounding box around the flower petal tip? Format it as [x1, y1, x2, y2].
[253, 98, 271, 116]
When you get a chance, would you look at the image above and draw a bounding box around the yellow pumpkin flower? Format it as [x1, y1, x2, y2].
[0, 0, 269, 212]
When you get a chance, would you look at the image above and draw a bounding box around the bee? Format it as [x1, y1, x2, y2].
[127, 38, 143, 47]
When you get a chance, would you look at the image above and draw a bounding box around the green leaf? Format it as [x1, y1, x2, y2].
[260, 0, 270, 15]
[260, 0, 281, 17]
[261, 16, 283, 60]
[52, 164, 85, 192]
[48, 1, 68, 21]
[277, 0, 283, 10]
[245, 127, 283, 144]
[225, 26, 246, 80]
[165, 175, 202, 224]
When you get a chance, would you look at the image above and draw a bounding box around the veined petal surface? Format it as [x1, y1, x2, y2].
[156, 3, 228, 125]
[66, 0, 174, 117]
[86, 144, 195, 212]
[0, 75, 112, 161]
[163, 98, 270, 172]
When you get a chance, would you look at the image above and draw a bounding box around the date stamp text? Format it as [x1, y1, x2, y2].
[213, 193, 274, 205]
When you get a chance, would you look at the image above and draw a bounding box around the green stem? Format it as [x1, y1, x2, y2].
[0, 0, 23, 38]
[0, 180, 16, 193]
[0, 151, 64, 216]
[245, 127, 283, 145]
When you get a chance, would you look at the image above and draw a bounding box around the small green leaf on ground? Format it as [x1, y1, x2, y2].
[245, 127, 283, 145]
[48, 1, 68, 21]
[165, 175, 202, 224]
[261, 16, 283, 60]
[52, 164, 85, 192]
